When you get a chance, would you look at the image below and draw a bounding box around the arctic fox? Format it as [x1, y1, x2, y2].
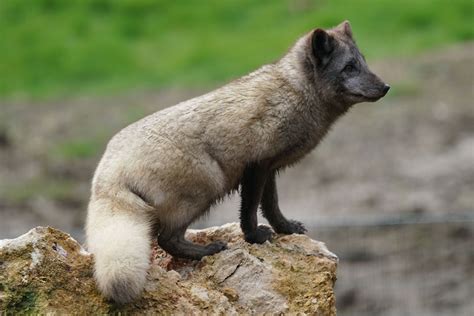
[86, 21, 389, 303]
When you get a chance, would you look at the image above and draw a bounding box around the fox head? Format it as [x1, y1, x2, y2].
[301, 21, 389, 107]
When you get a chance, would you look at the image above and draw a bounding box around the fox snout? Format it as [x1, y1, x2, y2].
[373, 81, 391, 100]
[354, 73, 390, 102]
[377, 82, 391, 98]
[368, 82, 390, 101]
[348, 80, 390, 102]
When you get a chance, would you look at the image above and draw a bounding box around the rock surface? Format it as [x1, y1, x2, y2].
[0, 223, 338, 314]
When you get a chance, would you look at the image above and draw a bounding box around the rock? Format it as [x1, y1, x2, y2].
[0, 223, 338, 314]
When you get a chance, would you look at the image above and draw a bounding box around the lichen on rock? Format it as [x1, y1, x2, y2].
[0, 223, 338, 314]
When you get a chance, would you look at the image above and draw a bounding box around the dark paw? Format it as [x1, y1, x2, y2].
[245, 225, 273, 244]
[204, 240, 228, 256]
[274, 220, 307, 235]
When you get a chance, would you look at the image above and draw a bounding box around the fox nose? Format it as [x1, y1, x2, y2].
[382, 84, 390, 95]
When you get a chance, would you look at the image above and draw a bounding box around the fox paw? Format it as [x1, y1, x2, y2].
[274, 220, 307, 235]
[205, 241, 228, 255]
[244, 225, 273, 244]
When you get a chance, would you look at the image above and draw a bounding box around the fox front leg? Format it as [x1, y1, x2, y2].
[239, 163, 273, 244]
[260, 171, 307, 234]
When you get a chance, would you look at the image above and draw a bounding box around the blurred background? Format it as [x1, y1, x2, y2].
[0, 0, 473, 315]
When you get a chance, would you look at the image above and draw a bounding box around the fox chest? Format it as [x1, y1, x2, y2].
[269, 124, 325, 169]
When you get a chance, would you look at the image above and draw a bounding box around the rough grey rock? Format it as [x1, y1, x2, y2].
[0, 223, 338, 314]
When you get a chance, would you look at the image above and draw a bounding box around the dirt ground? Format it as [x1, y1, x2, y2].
[0, 43, 473, 315]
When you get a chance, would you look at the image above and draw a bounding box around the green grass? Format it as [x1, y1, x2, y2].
[0, 0, 472, 100]
[53, 138, 105, 159]
[388, 81, 422, 98]
[4, 177, 76, 204]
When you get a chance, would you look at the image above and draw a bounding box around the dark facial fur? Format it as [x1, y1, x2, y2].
[307, 21, 390, 108]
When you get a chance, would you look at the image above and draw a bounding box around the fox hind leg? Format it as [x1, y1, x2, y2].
[158, 222, 227, 260]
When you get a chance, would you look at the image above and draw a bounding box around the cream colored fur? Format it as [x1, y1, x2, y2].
[87, 25, 354, 303]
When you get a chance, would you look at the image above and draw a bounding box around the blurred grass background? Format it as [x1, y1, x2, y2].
[1, 0, 472, 101]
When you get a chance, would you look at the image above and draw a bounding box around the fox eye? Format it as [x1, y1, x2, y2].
[343, 64, 356, 73]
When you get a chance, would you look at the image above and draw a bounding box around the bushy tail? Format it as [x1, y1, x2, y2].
[86, 201, 152, 304]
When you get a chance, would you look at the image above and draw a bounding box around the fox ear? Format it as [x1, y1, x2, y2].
[336, 20, 353, 38]
[311, 28, 334, 65]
